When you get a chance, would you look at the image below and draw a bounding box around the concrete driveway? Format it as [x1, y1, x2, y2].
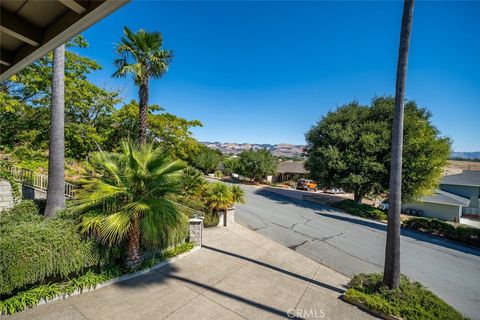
[7, 225, 373, 320]
[234, 185, 480, 319]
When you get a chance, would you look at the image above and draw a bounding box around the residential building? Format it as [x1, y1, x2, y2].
[275, 161, 308, 182]
[403, 170, 480, 222]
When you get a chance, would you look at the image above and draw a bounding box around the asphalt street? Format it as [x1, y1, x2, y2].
[233, 184, 480, 319]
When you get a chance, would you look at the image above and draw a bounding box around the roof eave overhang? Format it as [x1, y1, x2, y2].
[0, 0, 129, 81]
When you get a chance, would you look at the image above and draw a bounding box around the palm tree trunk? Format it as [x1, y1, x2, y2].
[138, 78, 149, 145]
[45, 44, 66, 217]
[126, 215, 141, 268]
[383, 0, 414, 289]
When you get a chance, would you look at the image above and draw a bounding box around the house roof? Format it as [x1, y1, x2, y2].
[276, 161, 308, 174]
[0, 0, 129, 81]
[441, 170, 480, 187]
[421, 189, 470, 206]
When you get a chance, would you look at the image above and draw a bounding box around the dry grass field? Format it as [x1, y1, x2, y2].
[445, 160, 480, 175]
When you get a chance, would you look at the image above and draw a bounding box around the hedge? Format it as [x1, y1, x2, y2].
[344, 273, 467, 320]
[332, 200, 387, 221]
[402, 217, 480, 248]
[0, 242, 196, 315]
[0, 201, 111, 296]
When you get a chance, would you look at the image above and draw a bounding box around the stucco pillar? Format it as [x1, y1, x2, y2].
[189, 218, 203, 246]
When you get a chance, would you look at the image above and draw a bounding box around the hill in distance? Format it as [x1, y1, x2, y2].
[203, 142, 480, 161]
[202, 141, 305, 158]
[451, 151, 480, 160]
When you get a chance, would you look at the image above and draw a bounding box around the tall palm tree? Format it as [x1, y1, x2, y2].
[113, 27, 173, 145]
[74, 140, 186, 268]
[383, 0, 415, 289]
[45, 44, 66, 217]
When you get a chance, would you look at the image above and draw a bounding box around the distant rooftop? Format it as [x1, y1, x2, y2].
[276, 161, 308, 174]
[441, 170, 480, 187]
[422, 189, 470, 206]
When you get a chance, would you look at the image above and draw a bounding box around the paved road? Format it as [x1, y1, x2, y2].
[234, 185, 480, 319]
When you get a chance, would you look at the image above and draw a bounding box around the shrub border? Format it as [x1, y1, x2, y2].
[303, 197, 479, 249]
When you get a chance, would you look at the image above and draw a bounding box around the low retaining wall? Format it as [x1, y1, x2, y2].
[0, 180, 14, 211]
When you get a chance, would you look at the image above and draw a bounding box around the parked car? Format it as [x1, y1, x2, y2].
[296, 179, 317, 191]
[324, 188, 344, 194]
[378, 200, 389, 211]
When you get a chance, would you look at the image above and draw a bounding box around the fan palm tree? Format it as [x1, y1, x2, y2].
[181, 166, 208, 199]
[74, 140, 186, 268]
[45, 44, 66, 217]
[113, 26, 173, 145]
[205, 182, 233, 213]
[230, 185, 246, 205]
[383, 0, 415, 289]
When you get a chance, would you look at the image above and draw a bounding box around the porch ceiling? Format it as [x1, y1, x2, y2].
[0, 0, 129, 81]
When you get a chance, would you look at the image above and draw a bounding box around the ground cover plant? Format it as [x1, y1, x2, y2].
[344, 273, 467, 320]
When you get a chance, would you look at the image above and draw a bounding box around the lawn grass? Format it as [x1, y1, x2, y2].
[344, 273, 468, 320]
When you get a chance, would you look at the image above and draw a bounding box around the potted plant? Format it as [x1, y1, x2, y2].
[204, 183, 245, 226]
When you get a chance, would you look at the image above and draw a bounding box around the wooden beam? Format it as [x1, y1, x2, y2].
[0, 9, 43, 46]
[0, 49, 14, 66]
[0, 0, 130, 81]
[58, 0, 87, 14]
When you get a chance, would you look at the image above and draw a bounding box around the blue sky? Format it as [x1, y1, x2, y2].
[77, 1, 480, 151]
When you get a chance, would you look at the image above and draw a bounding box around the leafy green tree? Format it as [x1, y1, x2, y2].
[0, 36, 120, 158]
[74, 140, 186, 268]
[107, 100, 202, 160]
[113, 27, 173, 145]
[305, 96, 451, 204]
[223, 157, 240, 176]
[193, 145, 223, 174]
[237, 149, 277, 181]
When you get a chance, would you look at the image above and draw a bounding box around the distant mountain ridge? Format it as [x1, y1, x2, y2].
[203, 142, 479, 160]
[202, 141, 305, 158]
[451, 152, 480, 159]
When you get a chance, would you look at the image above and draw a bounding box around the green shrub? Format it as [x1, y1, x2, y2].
[0, 162, 21, 201]
[203, 211, 220, 227]
[0, 200, 41, 228]
[0, 242, 195, 315]
[403, 217, 480, 247]
[0, 203, 110, 296]
[345, 273, 467, 320]
[333, 200, 387, 221]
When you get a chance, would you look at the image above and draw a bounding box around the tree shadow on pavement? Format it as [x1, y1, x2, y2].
[253, 188, 339, 213]
[113, 255, 310, 319]
[202, 244, 345, 294]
